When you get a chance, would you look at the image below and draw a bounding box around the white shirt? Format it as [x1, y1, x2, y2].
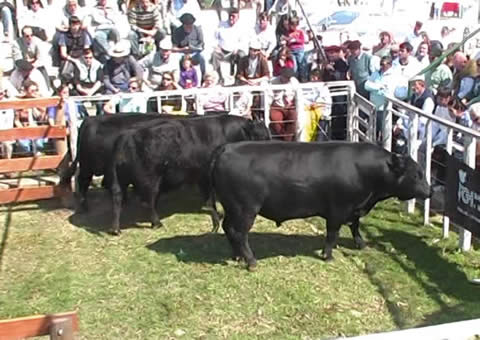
[254, 24, 277, 57]
[215, 21, 247, 53]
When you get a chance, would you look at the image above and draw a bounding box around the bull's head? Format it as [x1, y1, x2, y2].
[245, 120, 272, 141]
[388, 153, 432, 200]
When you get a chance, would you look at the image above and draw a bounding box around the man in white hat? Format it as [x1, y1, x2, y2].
[235, 39, 270, 86]
[139, 38, 180, 91]
[103, 40, 143, 94]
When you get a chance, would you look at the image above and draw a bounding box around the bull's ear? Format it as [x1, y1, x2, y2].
[387, 153, 407, 176]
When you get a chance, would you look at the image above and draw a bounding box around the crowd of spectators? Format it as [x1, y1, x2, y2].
[0, 0, 479, 167]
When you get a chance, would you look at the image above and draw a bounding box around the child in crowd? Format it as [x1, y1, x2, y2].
[272, 46, 295, 77]
[179, 54, 198, 89]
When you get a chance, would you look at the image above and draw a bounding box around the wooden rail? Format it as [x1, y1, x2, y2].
[0, 97, 68, 205]
[0, 311, 78, 340]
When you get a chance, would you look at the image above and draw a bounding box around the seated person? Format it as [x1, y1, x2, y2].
[178, 54, 198, 89]
[269, 68, 299, 141]
[56, 16, 93, 82]
[87, 0, 123, 62]
[156, 71, 183, 113]
[103, 40, 143, 94]
[140, 38, 179, 91]
[104, 78, 147, 114]
[235, 39, 270, 86]
[127, 0, 165, 59]
[15, 80, 48, 154]
[17, 0, 55, 41]
[272, 46, 295, 77]
[10, 59, 50, 97]
[171, 13, 205, 80]
[72, 48, 103, 96]
[197, 71, 228, 115]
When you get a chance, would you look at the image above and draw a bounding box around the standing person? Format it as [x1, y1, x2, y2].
[211, 8, 247, 85]
[405, 20, 423, 52]
[425, 45, 452, 94]
[372, 31, 394, 58]
[391, 41, 422, 100]
[347, 40, 374, 99]
[365, 56, 400, 142]
[451, 51, 476, 104]
[269, 67, 299, 141]
[415, 41, 430, 69]
[171, 13, 205, 80]
[281, 15, 305, 81]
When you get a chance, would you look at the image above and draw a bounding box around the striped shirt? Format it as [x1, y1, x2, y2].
[128, 3, 161, 31]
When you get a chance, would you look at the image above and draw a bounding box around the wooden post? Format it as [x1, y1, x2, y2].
[49, 317, 74, 340]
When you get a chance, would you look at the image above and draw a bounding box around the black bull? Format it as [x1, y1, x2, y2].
[109, 115, 271, 234]
[210, 141, 432, 270]
[59, 113, 191, 211]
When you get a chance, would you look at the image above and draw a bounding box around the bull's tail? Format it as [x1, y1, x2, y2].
[208, 144, 227, 233]
[59, 119, 87, 188]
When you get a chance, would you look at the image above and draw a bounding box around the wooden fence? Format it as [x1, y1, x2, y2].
[0, 311, 78, 340]
[0, 97, 69, 205]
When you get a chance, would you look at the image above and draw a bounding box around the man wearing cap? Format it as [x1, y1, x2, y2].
[10, 59, 50, 96]
[172, 13, 205, 80]
[324, 45, 348, 81]
[57, 15, 93, 82]
[103, 40, 143, 94]
[236, 39, 270, 86]
[211, 8, 247, 85]
[139, 38, 180, 91]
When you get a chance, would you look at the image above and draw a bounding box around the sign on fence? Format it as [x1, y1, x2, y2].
[446, 154, 480, 237]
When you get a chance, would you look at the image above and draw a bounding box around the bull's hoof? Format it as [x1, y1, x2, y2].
[151, 221, 164, 229]
[109, 228, 121, 236]
[355, 240, 366, 250]
[247, 263, 257, 272]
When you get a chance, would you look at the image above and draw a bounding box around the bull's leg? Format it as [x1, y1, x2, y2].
[197, 181, 222, 233]
[147, 181, 163, 229]
[349, 218, 366, 249]
[111, 180, 123, 236]
[221, 213, 242, 261]
[323, 220, 341, 261]
[76, 170, 93, 213]
[231, 214, 257, 271]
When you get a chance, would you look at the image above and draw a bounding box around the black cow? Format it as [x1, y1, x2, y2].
[109, 115, 271, 235]
[59, 113, 193, 211]
[210, 141, 432, 270]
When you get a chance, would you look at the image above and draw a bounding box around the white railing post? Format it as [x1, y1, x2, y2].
[407, 112, 419, 214]
[424, 119, 432, 225]
[263, 89, 270, 126]
[443, 128, 453, 239]
[347, 84, 356, 142]
[459, 135, 476, 251]
[383, 101, 392, 152]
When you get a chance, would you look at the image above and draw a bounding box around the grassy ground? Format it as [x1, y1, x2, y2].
[1, 189, 480, 339]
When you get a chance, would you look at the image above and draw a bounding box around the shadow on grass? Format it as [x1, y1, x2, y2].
[145, 231, 367, 265]
[66, 187, 214, 235]
[362, 225, 480, 328]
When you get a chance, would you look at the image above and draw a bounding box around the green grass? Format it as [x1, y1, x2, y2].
[1, 190, 480, 339]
